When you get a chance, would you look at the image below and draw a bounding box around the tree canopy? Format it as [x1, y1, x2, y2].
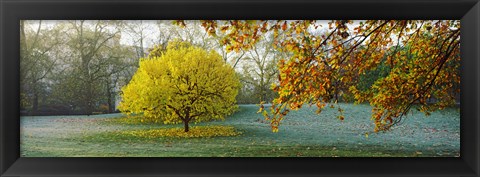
[118, 41, 240, 132]
[184, 20, 460, 132]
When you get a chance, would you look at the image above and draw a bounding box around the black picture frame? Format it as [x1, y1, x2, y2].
[1, 0, 479, 176]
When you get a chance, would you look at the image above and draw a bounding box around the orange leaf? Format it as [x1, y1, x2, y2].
[282, 21, 287, 31]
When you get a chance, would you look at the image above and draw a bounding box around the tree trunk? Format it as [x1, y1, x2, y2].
[184, 109, 191, 132]
[86, 82, 93, 115]
[106, 80, 113, 113]
[184, 120, 189, 132]
[84, 78, 94, 115]
[107, 93, 113, 113]
[32, 92, 39, 114]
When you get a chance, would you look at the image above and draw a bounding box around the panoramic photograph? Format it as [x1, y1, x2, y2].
[20, 20, 460, 157]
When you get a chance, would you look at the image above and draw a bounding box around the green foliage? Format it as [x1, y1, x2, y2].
[119, 41, 240, 132]
[357, 58, 391, 92]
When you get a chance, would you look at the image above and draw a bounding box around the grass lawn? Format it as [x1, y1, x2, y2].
[20, 103, 460, 157]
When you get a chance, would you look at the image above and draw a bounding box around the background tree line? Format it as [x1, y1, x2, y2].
[20, 20, 282, 115]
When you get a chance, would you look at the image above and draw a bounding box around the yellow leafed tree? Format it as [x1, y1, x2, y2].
[119, 41, 240, 132]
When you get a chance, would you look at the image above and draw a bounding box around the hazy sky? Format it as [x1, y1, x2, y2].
[25, 20, 336, 48]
